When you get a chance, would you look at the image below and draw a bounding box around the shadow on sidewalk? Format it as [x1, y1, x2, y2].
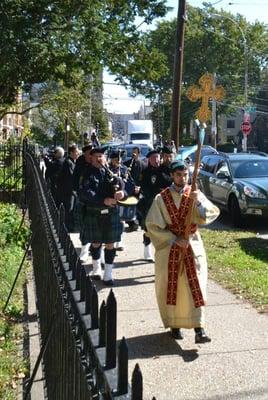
[198, 386, 268, 400]
[126, 332, 199, 362]
[109, 275, 155, 288]
[113, 259, 152, 267]
[83, 274, 155, 291]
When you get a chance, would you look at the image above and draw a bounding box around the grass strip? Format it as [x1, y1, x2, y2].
[0, 203, 29, 399]
[202, 228, 268, 312]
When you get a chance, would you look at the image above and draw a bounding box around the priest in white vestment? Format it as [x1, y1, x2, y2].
[145, 160, 220, 343]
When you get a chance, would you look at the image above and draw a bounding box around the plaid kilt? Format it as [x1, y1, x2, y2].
[80, 205, 123, 245]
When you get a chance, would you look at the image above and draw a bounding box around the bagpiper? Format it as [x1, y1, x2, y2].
[78, 147, 127, 286]
[138, 149, 162, 261]
[158, 145, 176, 190]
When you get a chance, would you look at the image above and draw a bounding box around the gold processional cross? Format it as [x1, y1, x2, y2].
[187, 73, 225, 123]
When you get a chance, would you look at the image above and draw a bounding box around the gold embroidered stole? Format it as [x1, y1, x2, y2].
[161, 187, 205, 308]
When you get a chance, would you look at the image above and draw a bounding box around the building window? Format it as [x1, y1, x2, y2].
[227, 119, 235, 129]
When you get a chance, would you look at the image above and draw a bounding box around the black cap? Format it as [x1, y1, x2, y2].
[90, 147, 105, 155]
[82, 144, 93, 152]
[170, 160, 188, 172]
[161, 146, 173, 154]
[110, 150, 121, 159]
[146, 149, 159, 158]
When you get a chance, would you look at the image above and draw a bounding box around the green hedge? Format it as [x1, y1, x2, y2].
[0, 203, 29, 399]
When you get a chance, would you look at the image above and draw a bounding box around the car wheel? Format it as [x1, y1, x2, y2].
[229, 196, 243, 228]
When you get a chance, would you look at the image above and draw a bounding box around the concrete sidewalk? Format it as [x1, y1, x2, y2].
[71, 230, 268, 400]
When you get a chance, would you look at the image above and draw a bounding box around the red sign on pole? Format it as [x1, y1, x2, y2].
[241, 121, 252, 135]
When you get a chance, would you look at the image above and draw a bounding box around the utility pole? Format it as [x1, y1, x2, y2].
[242, 40, 249, 152]
[143, 99, 146, 119]
[64, 117, 70, 152]
[210, 13, 248, 151]
[211, 73, 217, 148]
[170, 0, 187, 150]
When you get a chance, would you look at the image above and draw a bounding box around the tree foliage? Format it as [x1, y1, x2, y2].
[0, 0, 169, 111]
[29, 74, 110, 146]
[128, 5, 268, 138]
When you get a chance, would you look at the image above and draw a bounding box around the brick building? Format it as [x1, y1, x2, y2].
[0, 91, 24, 142]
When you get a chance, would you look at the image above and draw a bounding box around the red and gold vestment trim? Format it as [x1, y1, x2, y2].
[161, 187, 205, 308]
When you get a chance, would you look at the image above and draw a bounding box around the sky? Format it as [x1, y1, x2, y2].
[103, 0, 268, 114]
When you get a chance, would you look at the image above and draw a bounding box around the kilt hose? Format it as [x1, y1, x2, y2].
[80, 206, 123, 245]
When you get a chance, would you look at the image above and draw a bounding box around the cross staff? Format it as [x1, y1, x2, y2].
[187, 73, 225, 122]
[184, 120, 206, 239]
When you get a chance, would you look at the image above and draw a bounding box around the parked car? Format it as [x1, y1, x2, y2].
[198, 153, 268, 226]
[247, 150, 268, 157]
[101, 142, 123, 155]
[176, 145, 218, 173]
[114, 143, 152, 162]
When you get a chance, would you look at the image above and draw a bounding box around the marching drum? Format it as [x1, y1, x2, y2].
[118, 196, 138, 222]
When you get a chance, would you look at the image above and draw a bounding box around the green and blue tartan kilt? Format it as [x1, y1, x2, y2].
[80, 206, 123, 245]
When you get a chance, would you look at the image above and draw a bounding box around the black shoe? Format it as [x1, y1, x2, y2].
[132, 222, 139, 231]
[127, 221, 139, 232]
[194, 328, 211, 344]
[91, 274, 101, 280]
[116, 246, 124, 251]
[170, 328, 184, 340]
[103, 279, 114, 287]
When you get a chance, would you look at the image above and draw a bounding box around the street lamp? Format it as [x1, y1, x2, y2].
[210, 13, 249, 150]
[210, 13, 248, 106]
[64, 120, 70, 151]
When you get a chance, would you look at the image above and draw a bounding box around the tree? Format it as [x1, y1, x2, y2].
[28, 72, 109, 145]
[30, 125, 54, 147]
[0, 0, 169, 113]
[126, 5, 268, 141]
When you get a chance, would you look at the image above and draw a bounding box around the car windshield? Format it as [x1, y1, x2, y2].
[125, 146, 150, 158]
[178, 147, 191, 154]
[191, 147, 217, 162]
[176, 146, 197, 161]
[130, 133, 150, 140]
[230, 159, 268, 178]
[177, 147, 194, 155]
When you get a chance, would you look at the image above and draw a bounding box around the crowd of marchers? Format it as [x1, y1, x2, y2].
[43, 139, 220, 344]
[44, 141, 175, 280]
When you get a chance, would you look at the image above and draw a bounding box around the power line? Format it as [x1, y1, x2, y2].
[216, 99, 268, 116]
[103, 96, 148, 101]
[103, 81, 127, 86]
[206, 0, 225, 5]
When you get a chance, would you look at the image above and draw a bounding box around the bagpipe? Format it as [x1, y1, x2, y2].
[103, 162, 138, 221]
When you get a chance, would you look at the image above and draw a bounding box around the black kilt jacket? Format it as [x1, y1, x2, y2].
[78, 165, 125, 244]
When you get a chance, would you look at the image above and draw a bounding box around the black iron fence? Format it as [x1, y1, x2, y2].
[23, 140, 153, 399]
[0, 142, 23, 202]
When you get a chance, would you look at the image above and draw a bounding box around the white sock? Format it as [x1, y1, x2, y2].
[144, 244, 154, 261]
[103, 263, 113, 281]
[79, 243, 90, 261]
[92, 259, 102, 277]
